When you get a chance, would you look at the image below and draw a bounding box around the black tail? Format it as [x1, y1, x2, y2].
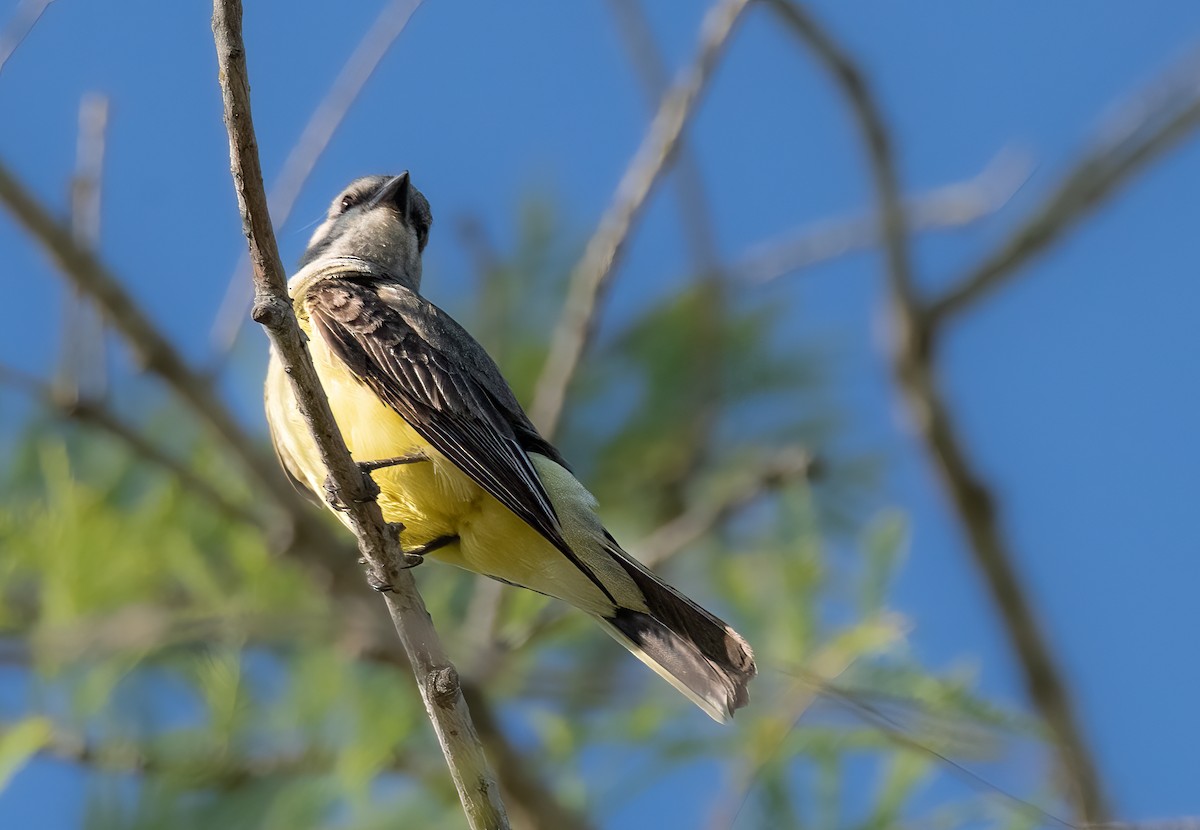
[597, 550, 756, 722]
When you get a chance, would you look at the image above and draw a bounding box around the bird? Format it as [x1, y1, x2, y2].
[264, 172, 756, 721]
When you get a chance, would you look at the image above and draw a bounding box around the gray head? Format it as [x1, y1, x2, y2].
[299, 173, 433, 290]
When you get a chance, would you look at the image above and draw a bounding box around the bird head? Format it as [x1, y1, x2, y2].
[298, 172, 433, 291]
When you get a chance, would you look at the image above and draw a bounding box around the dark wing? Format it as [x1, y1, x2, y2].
[305, 277, 613, 602]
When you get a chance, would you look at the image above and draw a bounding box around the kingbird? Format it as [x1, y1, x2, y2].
[265, 173, 756, 720]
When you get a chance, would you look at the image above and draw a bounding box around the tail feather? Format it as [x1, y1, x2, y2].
[598, 547, 757, 722]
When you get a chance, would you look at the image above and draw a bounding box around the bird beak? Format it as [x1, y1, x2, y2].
[371, 172, 411, 214]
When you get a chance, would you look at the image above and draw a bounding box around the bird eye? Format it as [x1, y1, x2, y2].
[338, 194, 358, 213]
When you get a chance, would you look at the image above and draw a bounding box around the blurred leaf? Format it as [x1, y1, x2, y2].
[859, 509, 909, 615]
[0, 717, 53, 790]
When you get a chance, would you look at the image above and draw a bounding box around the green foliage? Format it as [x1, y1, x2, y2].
[0, 204, 1048, 830]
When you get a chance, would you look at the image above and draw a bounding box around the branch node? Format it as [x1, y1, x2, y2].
[251, 295, 288, 329]
[429, 666, 461, 708]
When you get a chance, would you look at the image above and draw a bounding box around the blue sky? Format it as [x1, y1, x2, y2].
[2, 0, 1199, 826]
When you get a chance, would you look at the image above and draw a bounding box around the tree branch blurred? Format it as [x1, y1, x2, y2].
[928, 58, 1200, 326]
[0, 363, 259, 529]
[738, 147, 1033, 284]
[0, 0, 55, 74]
[0, 157, 336, 556]
[530, 0, 752, 438]
[769, 2, 1200, 824]
[606, 0, 721, 276]
[59, 93, 109, 401]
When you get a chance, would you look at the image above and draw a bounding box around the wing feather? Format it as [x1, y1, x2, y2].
[305, 277, 614, 603]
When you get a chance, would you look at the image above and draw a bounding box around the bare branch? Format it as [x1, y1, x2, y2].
[0, 158, 331, 549]
[0, 362, 260, 529]
[208, 0, 424, 366]
[60, 93, 109, 400]
[210, 3, 508, 828]
[765, 0, 916, 306]
[929, 64, 1200, 325]
[639, 447, 814, 569]
[606, 0, 729, 502]
[9, 715, 439, 793]
[0, 0, 55, 74]
[768, 0, 1109, 821]
[607, 0, 721, 274]
[529, 0, 753, 437]
[738, 147, 1033, 283]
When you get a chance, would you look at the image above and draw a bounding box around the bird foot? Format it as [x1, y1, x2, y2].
[323, 467, 382, 512]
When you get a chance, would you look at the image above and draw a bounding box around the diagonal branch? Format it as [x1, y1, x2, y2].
[737, 147, 1033, 284]
[765, 0, 916, 305]
[210, 3, 508, 828]
[928, 65, 1200, 325]
[529, 0, 753, 438]
[0, 362, 260, 529]
[208, 0, 424, 367]
[0, 158, 332, 550]
[60, 93, 110, 399]
[0, 0, 55, 74]
[605, 0, 730, 509]
[606, 0, 721, 275]
[767, 0, 1110, 822]
[7, 716, 441, 794]
[639, 447, 815, 569]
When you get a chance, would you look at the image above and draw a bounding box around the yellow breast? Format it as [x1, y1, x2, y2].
[267, 333, 485, 550]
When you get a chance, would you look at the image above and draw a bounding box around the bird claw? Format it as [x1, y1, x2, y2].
[323, 468, 381, 512]
[366, 571, 394, 593]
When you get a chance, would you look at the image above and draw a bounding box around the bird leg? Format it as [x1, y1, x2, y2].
[401, 534, 458, 563]
[358, 451, 429, 473]
[323, 452, 429, 512]
[361, 532, 456, 592]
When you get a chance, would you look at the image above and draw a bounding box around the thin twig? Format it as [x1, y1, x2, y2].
[529, 0, 753, 437]
[737, 147, 1033, 283]
[464, 0, 747, 686]
[59, 93, 109, 400]
[639, 447, 814, 569]
[767, 0, 1110, 821]
[207, 0, 424, 367]
[606, 0, 729, 508]
[821, 685, 1076, 830]
[0, 362, 260, 529]
[764, 0, 916, 304]
[0, 0, 55, 74]
[710, 623, 898, 830]
[928, 66, 1200, 325]
[210, 4, 508, 828]
[0, 158, 332, 551]
[606, 0, 721, 275]
[6, 716, 441, 793]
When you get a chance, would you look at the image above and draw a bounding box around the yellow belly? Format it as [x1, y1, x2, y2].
[265, 336, 630, 615]
[312, 338, 480, 550]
